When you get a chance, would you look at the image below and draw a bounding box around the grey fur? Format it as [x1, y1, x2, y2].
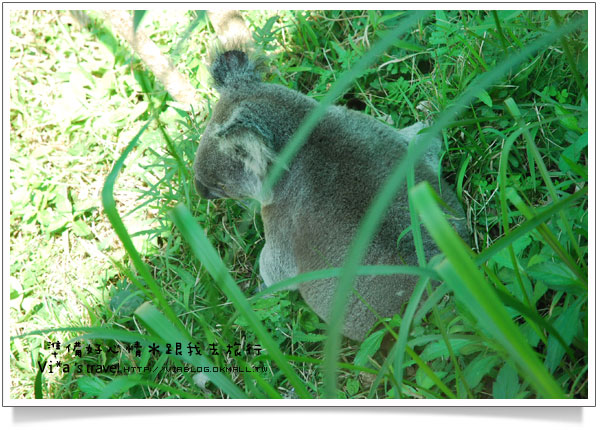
[193, 49, 469, 341]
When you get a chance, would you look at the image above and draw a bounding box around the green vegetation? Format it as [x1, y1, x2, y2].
[10, 10, 588, 399]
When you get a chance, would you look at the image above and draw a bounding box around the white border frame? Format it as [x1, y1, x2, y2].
[3, 2, 596, 407]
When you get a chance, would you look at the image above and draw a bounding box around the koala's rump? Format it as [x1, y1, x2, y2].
[293, 223, 419, 341]
[289, 178, 417, 341]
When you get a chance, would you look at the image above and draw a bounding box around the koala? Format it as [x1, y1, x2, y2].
[193, 48, 469, 341]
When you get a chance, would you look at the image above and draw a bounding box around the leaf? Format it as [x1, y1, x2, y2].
[109, 286, 144, 317]
[464, 355, 500, 388]
[73, 198, 98, 215]
[545, 301, 583, 373]
[527, 261, 580, 290]
[77, 376, 107, 397]
[493, 363, 520, 398]
[68, 140, 87, 157]
[99, 375, 143, 399]
[392, 40, 425, 52]
[130, 101, 149, 121]
[291, 330, 327, 343]
[495, 288, 575, 361]
[416, 368, 448, 390]
[559, 132, 587, 173]
[345, 378, 360, 396]
[261, 15, 279, 36]
[555, 105, 584, 133]
[53, 186, 72, 215]
[353, 330, 385, 366]
[420, 338, 475, 361]
[436, 10, 448, 24]
[490, 232, 532, 269]
[476, 89, 493, 107]
[47, 216, 71, 234]
[72, 219, 94, 238]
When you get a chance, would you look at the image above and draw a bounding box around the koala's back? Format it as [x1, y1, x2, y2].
[260, 101, 467, 341]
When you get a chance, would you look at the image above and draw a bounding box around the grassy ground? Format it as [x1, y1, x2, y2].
[9, 10, 588, 399]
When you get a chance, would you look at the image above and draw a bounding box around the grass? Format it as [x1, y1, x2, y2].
[9, 9, 588, 400]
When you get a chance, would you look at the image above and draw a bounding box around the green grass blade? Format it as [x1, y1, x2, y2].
[405, 346, 457, 399]
[251, 265, 440, 300]
[101, 120, 189, 335]
[494, 288, 575, 361]
[98, 375, 143, 399]
[498, 126, 534, 307]
[133, 10, 147, 32]
[383, 145, 469, 399]
[497, 124, 547, 343]
[492, 11, 510, 53]
[323, 15, 585, 397]
[171, 204, 312, 399]
[16, 324, 242, 398]
[98, 119, 250, 397]
[99, 375, 199, 399]
[476, 187, 587, 266]
[15, 326, 157, 345]
[34, 369, 43, 399]
[368, 276, 430, 399]
[549, 11, 587, 100]
[506, 188, 587, 289]
[411, 182, 565, 398]
[135, 301, 248, 399]
[171, 11, 208, 63]
[504, 97, 587, 276]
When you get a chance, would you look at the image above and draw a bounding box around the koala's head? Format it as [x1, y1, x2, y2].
[193, 49, 275, 203]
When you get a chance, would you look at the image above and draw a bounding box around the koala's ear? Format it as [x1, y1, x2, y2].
[210, 50, 262, 89]
[215, 104, 273, 145]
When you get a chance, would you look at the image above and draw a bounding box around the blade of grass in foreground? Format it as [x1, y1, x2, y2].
[98, 375, 198, 399]
[14, 326, 156, 345]
[171, 204, 312, 399]
[377, 149, 471, 399]
[322, 15, 584, 398]
[251, 265, 440, 300]
[367, 277, 428, 398]
[504, 97, 586, 279]
[135, 302, 248, 399]
[506, 188, 587, 291]
[476, 186, 587, 266]
[411, 182, 565, 399]
[101, 121, 247, 398]
[497, 126, 547, 343]
[101, 120, 187, 335]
